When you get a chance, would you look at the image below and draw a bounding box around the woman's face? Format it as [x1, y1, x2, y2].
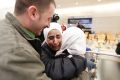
[47, 29, 62, 51]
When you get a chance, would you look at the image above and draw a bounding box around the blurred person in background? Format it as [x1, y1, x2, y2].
[61, 23, 67, 32]
[77, 22, 85, 32]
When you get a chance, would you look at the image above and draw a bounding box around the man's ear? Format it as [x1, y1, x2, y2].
[27, 6, 40, 20]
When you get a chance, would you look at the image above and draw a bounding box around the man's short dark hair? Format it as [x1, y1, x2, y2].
[14, 0, 56, 15]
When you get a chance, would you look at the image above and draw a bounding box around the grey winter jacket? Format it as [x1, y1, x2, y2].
[0, 12, 50, 80]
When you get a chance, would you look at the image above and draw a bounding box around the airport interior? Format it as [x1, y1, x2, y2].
[0, 0, 120, 80]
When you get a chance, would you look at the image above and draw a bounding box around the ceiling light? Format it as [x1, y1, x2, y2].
[97, 0, 102, 2]
[75, 2, 79, 5]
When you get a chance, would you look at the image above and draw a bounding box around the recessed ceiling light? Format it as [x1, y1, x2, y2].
[97, 0, 102, 2]
[75, 2, 79, 5]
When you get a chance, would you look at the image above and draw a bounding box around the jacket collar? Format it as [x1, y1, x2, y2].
[5, 12, 36, 40]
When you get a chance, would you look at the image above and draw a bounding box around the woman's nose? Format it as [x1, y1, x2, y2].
[53, 38, 59, 45]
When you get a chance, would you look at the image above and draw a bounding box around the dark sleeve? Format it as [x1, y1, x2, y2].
[116, 42, 120, 55]
[69, 55, 87, 76]
[40, 48, 86, 80]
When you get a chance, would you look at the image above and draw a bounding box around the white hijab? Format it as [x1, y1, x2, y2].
[43, 22, 62, 42]
[56, 27, 86, 56]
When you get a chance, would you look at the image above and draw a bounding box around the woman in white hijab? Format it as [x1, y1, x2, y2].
[56, 26, 96, 77]
[43, 22, 63, 40]
[56, 27, 86, 57]
[41, 22, 87, 80]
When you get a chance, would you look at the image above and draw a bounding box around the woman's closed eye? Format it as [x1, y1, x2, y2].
[48, 36, 54, 40]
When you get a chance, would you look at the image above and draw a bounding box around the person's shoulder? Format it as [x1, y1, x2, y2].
[41, 42, 51, 54]
[41, 42, 48, 49]
[116, 42, 120, 55]
[117, 42, 120, 46]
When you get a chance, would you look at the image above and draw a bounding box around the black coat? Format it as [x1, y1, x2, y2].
[41, 43, 87, 80]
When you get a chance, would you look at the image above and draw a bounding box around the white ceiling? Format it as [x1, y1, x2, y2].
[54, 0, 120, 17]
[0, 0, 120, 9]
[55, 0, 120, 8]
[0, 0, 120, 19]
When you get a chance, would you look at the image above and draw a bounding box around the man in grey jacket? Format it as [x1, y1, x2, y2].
[0, 0, 55, 80]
